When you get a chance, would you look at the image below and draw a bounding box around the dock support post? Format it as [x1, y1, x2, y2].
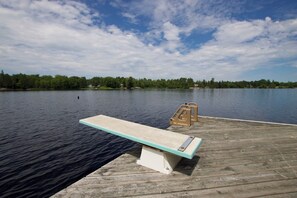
[137, 145, 181, 174]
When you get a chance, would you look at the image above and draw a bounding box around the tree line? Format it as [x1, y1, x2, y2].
[0, 71, 87, 90]
[0, 71, 296, 90]
[196, 78, 297, 88]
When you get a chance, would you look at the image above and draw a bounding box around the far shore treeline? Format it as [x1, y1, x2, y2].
[0, 70, 297, 90]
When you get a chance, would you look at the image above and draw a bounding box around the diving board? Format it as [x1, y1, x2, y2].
[80, 115, 202, 174]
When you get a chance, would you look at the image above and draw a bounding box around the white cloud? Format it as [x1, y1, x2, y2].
[214, 21, 264, 43]
[122, 12, 138, 24]
[0, 0, 297, 81]
[186, 18, 297, 77]
[113, 0, 237, 37]
[163, 22, 180, 41]
[0, 1, 177, 78]
[160, 21, 182, 52]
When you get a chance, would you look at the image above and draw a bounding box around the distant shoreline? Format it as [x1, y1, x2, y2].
[1, 71, 297, 89]
[1, 87, 296, 92]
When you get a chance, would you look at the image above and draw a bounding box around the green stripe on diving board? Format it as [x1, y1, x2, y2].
[79, 119, 202, 159]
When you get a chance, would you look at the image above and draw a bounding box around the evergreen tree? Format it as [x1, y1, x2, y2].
[125, 77, 134, 89]
[0, 70, 4, 88]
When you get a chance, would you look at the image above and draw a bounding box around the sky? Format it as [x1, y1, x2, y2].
[0, 0, 297, 81]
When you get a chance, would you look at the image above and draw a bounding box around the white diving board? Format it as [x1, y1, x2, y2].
[80, 115, 202, 174]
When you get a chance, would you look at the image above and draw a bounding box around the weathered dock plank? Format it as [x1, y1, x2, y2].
[52, 117, 297, 198]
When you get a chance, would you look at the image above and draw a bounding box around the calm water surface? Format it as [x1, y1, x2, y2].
[0, 89, 296, 197]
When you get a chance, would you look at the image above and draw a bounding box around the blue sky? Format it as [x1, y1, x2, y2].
[0, 0, 297, 81]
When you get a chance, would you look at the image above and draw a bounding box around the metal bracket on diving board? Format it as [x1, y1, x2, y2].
[178, 136, 194, 152]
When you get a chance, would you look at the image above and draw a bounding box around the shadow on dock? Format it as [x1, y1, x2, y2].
[175, 156, 200, 176]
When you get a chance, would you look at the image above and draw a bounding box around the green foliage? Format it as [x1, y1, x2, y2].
[0, 71, 88, 90]
[125, 77, 134, 89]
[0, 70, 4, 87]
[195, 79, 297, 89]
[0, 70, 296, 90]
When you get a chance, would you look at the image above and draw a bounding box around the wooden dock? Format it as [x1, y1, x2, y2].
[52, 116, 297, 197]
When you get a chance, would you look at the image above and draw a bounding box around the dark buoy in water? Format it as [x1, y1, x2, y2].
[77, 96, 79, 99]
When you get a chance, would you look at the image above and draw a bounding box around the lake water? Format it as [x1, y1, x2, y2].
[0, 89, 297, 197]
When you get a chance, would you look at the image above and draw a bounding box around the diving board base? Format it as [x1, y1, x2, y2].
[137, 145, 182, 174]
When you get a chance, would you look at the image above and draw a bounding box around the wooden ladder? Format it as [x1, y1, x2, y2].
[170, 102, 198, 126]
